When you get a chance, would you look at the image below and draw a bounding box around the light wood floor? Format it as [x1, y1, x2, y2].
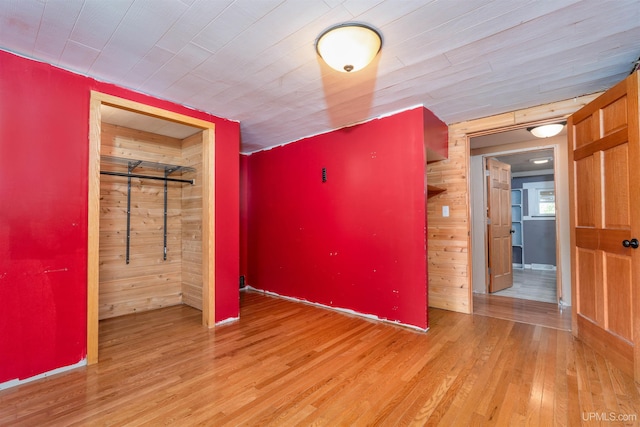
[475, 267, 569, 331]
[2, 291, 639, 426]
[492, 268, 557, 303]
[474, 293, 571, 331]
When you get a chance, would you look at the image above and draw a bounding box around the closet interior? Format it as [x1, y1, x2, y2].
[96, 103, 209, 320]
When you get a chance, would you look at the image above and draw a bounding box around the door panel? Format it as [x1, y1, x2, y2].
[569, 71, 640, 381]
[603, 144, 630, 228]
[487, 158, 512, 293]
[576, 247, 597, 321]
[574, 116, 594, 148]
[575, 156, 595, 227]
[605, 254, 632, 341]
[601, 96, 627, 135]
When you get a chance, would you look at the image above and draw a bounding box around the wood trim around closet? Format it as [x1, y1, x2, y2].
[87, 91, 216, 364]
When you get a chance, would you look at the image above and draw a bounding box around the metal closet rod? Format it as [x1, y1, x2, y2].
[100, 170, 194, 184]
[99, 157, 195, 264]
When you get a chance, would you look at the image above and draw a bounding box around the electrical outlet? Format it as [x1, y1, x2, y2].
[442, 206, 449, 217]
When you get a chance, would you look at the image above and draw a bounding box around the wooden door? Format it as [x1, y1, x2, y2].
[568, 71, 640, 381]
[487, 158, 513, 293]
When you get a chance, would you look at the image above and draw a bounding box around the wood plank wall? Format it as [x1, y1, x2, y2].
[428, 93, 602, 315]
[181, 133, 203, 310]
[426, 136, 471, 313]
[99, 123, 192, 319]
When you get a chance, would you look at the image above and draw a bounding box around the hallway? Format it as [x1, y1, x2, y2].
[492, 269, 557, 303]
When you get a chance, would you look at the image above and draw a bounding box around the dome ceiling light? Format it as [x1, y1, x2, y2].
[315, 23, 382, 73]
[527, 122, 567, 138]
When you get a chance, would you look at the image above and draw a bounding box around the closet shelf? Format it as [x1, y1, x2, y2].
[100, 156, 195, 185]
[101, 155, 196, 175]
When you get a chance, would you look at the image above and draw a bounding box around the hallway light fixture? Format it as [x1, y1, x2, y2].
[316, 23, 382, 73]
[529, 157, 553, 165]
[527, 122, 566, 138]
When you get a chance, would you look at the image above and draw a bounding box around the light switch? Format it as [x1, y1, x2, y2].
[442, 206, 449, 217]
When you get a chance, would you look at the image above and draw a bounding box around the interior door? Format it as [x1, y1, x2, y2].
[568, 72, 640, 381]
[487, 158, 513, 293]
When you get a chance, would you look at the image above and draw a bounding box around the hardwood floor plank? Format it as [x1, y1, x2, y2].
[1, 291, 639, 425]
[525, 326, 547, 425]
[483, 324, 530, 423]
[406, 317, 499, 425]
[594, 350, 623, 419]
[575, 340, 603, 425]
[539, 329, 558, 425]
[563, 330, 583, 426]
[442, 318, 512, 425]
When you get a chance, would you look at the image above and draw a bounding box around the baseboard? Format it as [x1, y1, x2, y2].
[0, 358, 87, 391]
[524, 263, 556, 271]
[215, 316, 239, 326]
[244, 286, 428, 332]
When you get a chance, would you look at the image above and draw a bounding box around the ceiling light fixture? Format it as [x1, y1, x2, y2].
[316, 23, 382, 73]
[529, 157, 553, 165]
[527, 122, 566, 138]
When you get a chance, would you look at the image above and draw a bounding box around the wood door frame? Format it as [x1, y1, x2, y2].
[455, 93, 601, 314]
[87, 91, 216, 364]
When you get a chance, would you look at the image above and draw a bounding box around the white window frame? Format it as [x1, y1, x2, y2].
[523, 181, 555, 219]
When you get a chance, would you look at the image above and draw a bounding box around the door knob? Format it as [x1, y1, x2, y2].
[622, 238, 639, 249]
[510, 229, 515, 234]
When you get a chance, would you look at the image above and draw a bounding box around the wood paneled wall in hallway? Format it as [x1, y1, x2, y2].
[427, 132, 471, 313]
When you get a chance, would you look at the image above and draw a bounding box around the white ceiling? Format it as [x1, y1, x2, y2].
[471, 127, 564, 173]
[496, 148, 555, 174]
[1, 0, 639, 153]
[470, 127, 566, 150]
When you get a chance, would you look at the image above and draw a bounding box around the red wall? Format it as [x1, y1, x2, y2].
[0, 50, 239, 384]
[240, 155, 249, 283]
[244, 108, 431, 329]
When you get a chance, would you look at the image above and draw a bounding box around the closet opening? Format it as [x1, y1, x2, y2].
[87, 91, 216, 364]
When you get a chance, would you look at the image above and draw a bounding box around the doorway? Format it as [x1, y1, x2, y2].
[491, 149, 557, 303]
[87, 91, 216, 364]
[469, 126, 571, 328]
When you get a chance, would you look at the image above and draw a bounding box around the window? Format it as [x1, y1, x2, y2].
[523, 180, 555, 218]
[536, 189, 555, 216]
